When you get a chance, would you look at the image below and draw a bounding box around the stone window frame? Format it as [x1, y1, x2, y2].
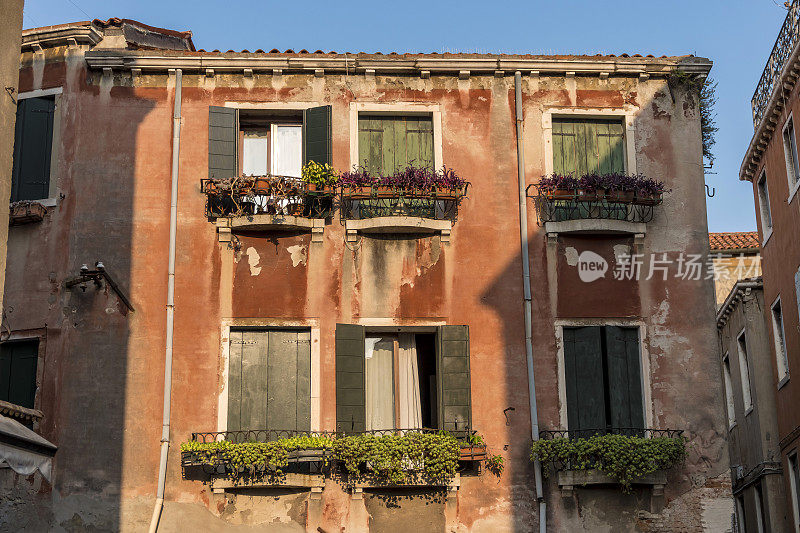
[770, 294, 790, 388]
[348, 102, 444, 171]
[217, 319, 322, 433]
[541, 106, 638, 177]
[722, 351, 737, 430]
[16, 86, 63, 206]
[0, 328, 47, 430]
[782, 112, 800, 203]
[736, 327, 755, 415]
[788, 451, 800, 531]
[756, 170, 773, 246]
[554, 318, 652, 431]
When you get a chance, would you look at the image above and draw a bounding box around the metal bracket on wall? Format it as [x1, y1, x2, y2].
[64, 261, 135, 312]
[4, 87, 16, 105]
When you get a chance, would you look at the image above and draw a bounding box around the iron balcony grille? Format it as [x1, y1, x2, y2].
[752, 1, 800, 128]
[188, 427, 476, 444]
[531, 194, 660, 225]
[338, 186, 467, 222]
[201, 176, 334, 220]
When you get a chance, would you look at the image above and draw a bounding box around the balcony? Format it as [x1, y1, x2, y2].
[9, 201, 47, 226]
[181, 428, 488, 490]
[201, 176, 333, 239]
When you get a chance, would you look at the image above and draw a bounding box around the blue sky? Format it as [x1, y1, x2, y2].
[22, 1, 789, 232]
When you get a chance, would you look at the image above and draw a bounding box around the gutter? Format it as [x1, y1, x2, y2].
[514, 71, 546, 533]
[148, 68, 182, 533]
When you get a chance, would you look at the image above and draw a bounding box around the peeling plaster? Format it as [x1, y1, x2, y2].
[613, 244, 631, 264]
[245, 247, 262, 276]
[564, 246, 579, 266]
[287, 244, 307, 267]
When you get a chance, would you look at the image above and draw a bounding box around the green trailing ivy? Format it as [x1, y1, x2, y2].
[485, 454, 504, 476]
[182, 432, 488, 485]
[530, 434, 686, 492]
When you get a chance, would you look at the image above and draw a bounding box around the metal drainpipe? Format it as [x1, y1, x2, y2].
[148, 68, 182, 533]
[514, 71, 546, 533]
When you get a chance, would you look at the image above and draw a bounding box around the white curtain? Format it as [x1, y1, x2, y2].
[365, 337, 394, 431]
[242, 131, 268, 176]
[271, 124, 302, 178]
[398, 333, 422, 430]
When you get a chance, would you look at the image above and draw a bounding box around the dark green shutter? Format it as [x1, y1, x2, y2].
[303, 105, 332, 166]
[564, 327, 606, 436]
[437, 325, 472, 433]
[0, 341, 38, 409]
[11, 97, 54, 201]
[605, 326, 644, 430]
[336, 324, 366, 433]
[552, 118, 624, 176]
[208, 106, 238, 179]
[358, 116, 433, 175]
[228, 330, 311, 432]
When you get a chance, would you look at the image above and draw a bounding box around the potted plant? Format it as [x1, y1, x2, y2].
[302, 161, 337, 194]
[340, 168, 373, 199]
[253, 175, 272, 194]
[635, 177, 667, 205]
[538, 174, 577, 200]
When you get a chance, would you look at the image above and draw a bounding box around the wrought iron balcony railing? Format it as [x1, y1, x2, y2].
[338, 186, 467, 222]
[752, 1, 800, 128]
[531, 194, 660, 225]
[201, 176, 334, 219]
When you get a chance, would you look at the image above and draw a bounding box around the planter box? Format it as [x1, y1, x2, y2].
[458, 445, 487, 461]
[10, 201, 47, 226]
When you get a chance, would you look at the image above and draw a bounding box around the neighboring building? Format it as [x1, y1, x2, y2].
[0, 18, 731, 532]
[741, 2, 800, 529]
[710, 232, 761, 307]
[717, 277, 791, 532]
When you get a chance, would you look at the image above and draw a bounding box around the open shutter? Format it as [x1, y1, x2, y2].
[336, 324, 365, 433]
[303, 105, 332, 166]
[208, 106, 238, 179]
[437, 325, 472, 433]
[563, 327, 606, 437]
[11, 97, 54, 201]
[605, 326, 644, 431]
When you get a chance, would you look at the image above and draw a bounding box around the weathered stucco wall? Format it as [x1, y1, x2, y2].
[0, 39, 730, 532]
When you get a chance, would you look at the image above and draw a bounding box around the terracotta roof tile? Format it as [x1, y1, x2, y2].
[709, 232, 760, 251]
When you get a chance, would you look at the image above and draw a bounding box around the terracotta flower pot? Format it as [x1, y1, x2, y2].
[577, 188, 596, 202]
[253, 177, 271, 193]
[549, 188, 576, 200]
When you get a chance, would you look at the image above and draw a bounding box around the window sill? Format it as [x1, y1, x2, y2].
[345, 217, 452, 243]
[557, 469, 666, 511]
[762, 228, 773, 248]
[210, 472, 324, 492]
[745, 406, 755, 417]
[788, 179, 800, 205]
[353, 472, 461, 490]
[217, 214, 326, 243]
[544, 219, 647, 236]
[778, 374, 790, 390]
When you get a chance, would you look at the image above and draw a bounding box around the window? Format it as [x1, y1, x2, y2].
[755, 482, 767, 533]
[757, 171, 773, 235]
[358, 115, 434, 176]
[208, 105, 331, 180]
[562, 326, 644, 437]
[784, 115, 800, 189]
[723, 353, 736, 428]
[335, 324, 470, 434]
[736, 494, 747, 533]
[552, 118, 625, 176]
[0, 340, 39, 409]
[772, 298, 790, 383]
[11, 96, 55, 201]
[789, 452, 800, 530]
[737, 331, 754, 412]
[364, 333, 438, 430]
[227, 329, 311, 432]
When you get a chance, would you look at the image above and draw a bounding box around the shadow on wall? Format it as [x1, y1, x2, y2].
[0, 62, 160, 532]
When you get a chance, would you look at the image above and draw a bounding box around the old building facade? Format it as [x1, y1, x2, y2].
[0, 18, 731, 532]
[740, 3, 800, 530]
[710, 232, 761, 308]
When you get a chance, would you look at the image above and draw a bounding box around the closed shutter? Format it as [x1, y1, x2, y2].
[0, 341, 38, 409]
[605, 326, 644, 430]
[358, 115, 433, 176]
[336, 324, 366, 433]
[227, 330, 311, 432]
[208, 106, 238, 179]
[11, 97, 54, 201]
[563, 327, 605, 437]
[437, 325, 472, 433]
[302, 105, 332, 166]
[552, 118, 625, 176]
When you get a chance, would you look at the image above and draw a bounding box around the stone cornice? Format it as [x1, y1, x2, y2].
[21, 23, 103, 52]
[716, 278, 763, 328]
[83, 50, 712, 78]
[740, 31, 800, 181]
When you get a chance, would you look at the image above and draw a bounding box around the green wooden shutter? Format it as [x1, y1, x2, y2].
[437, 325, 472, 433]
[227, 331, 267, 432]
[267, 330, 311, 431]
[0, 341, 38, 409]
[303, 105, 332, 166]
[605, 326, 644, 430]
[358, 116, 433, 175]
[336, 324, 366, 433]
[11, 97, 54, 201]
[552, 118, 624, 176]
[563, 327, 606, 437]
[208, 106, 238, 179]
